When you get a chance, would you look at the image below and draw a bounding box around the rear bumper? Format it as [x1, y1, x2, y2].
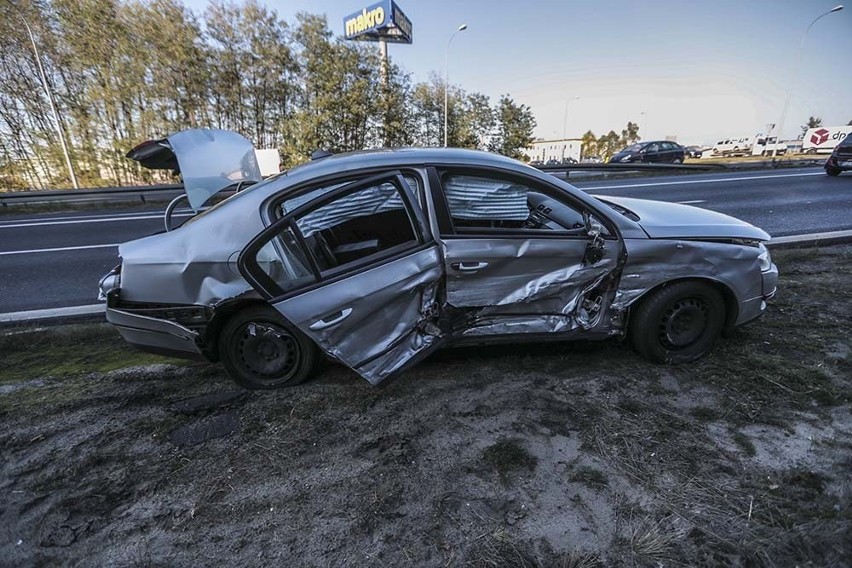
[106, 306, 203, 359]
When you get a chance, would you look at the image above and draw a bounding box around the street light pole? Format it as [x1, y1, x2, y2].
[444, 23, 467, 148]
[4, 0, 79, 188]
[771, 4, 844, 157]
[562, 96, 580, 140]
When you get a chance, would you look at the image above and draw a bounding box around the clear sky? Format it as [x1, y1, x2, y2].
[186, 0, 851, 145]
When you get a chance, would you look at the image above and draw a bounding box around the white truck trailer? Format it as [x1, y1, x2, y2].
[802, 125, 852, 154]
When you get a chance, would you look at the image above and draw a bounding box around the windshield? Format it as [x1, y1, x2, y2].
[623, 144, 643, 153]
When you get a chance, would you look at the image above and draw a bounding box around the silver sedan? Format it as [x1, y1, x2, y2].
[99, 130, 778, 389]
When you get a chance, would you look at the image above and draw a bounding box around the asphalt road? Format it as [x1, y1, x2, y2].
[1, 166, 849, 314]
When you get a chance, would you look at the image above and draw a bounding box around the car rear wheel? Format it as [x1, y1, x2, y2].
[218, 305, 317, 389]
[826, 166, 841, 176]
[629, 281, 725, 364]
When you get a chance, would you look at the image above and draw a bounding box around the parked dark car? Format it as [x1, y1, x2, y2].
[609, 141, 686, 164]
[824, 134, 852, 176]
[100, 130, 777, 389]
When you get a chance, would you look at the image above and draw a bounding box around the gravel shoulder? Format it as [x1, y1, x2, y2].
[1, 246, 850, 567]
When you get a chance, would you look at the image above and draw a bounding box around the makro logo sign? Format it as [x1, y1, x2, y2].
[810, 128, 830, 145]
[345, 4, 386, 38]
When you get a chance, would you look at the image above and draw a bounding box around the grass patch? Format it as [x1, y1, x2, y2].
[481, 439, 537, 480]
[0, 323, 186, 384]
[690, 406, 719, 422]
[568, 466, 609, 489]
[731, 431, 757, 456]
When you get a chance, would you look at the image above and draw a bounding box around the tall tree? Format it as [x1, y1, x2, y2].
[488, 95, 536, 160]
[620, 121, 640, 146]
[580, 130, 598, 160]
[205, 0, 296, 149]
[801, 116, 822, 137]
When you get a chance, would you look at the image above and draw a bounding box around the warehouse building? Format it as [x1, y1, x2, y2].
[523, 138, 583, 164]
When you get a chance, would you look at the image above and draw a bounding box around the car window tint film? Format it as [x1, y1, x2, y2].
[293, 181, 417, 271]
[442, 174, 585, 232]
[443, 174, 528, 227]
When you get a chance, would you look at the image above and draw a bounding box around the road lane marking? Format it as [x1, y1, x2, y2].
[0, 213, 193, 229]
[581, 171, 825, 191]
[0, 304, 103, 323]
[0, 209, 193, 225]
[677, 200, 706, 204]
[0, 243, 118, 256]
[0, 215, 162, 228]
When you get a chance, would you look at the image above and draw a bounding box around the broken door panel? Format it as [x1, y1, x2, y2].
[273, 246, 444, 384]
[239, 172, 444, 385]
[442, 237, 622, 336]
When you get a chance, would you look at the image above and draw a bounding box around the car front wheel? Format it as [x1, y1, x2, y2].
[825, 166, 841, 176]
[629, 281, 725, 364]
[218, 305, 317, 389]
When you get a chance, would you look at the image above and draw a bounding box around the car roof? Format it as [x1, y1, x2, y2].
[283, 147, 529, 182]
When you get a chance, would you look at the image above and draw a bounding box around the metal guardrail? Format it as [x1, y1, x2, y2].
[0, 158, 826, 207]
[0, 183, 184, 207]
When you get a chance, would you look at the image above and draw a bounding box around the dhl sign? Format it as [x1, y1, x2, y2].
[343, 0, 413, 44]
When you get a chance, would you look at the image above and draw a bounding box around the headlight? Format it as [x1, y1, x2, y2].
[757, 245, 772, 272]
[619, 154, 632, 162]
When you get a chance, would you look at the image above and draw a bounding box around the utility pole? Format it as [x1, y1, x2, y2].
[4, 0, 79, 188]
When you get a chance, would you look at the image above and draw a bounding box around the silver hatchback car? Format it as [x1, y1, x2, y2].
[99, 130, 778, 389]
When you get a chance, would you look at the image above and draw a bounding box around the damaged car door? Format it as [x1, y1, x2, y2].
[429, 168, 624, 338]
[238, 172, 444, 385]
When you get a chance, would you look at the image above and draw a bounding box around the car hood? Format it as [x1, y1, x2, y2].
[597, 196, 770, 241]
[127, 129, 262, 211]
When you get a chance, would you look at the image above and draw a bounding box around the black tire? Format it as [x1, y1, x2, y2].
[218, 305, 317, 389]
[825, 166, 841, 176]
[673, 157, 683, 164]
[629, 281, 725, 364]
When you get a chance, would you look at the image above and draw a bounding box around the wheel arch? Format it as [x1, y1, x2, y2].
[626, 276, 739, 330]
[202, 298, 271, 361]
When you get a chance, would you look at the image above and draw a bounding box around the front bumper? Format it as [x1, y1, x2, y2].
[736, 263, 779, 326]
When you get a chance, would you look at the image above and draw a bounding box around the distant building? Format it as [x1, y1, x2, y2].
[523, 138, 582, 163]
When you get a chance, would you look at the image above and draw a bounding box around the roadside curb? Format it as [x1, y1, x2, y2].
[768, 230, 852, 249]
[0, 304, 103, 326]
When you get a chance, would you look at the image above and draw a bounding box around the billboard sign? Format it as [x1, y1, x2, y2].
[343, 0, 412, 44]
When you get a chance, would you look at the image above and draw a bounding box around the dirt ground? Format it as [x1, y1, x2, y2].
[1, 246, 850, 567]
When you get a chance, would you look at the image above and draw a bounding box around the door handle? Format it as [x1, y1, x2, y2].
[309, 308, 353, 330]
[451, 261, 489, 272]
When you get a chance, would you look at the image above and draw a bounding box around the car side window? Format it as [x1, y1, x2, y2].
[440, 173, 587, 234]
[646, 143, 660, 153]
[293, 180, 419, 272]
[254, 226, 317, 293]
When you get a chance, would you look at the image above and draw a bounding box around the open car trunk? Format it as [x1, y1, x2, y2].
[126, 129, 262, 211]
